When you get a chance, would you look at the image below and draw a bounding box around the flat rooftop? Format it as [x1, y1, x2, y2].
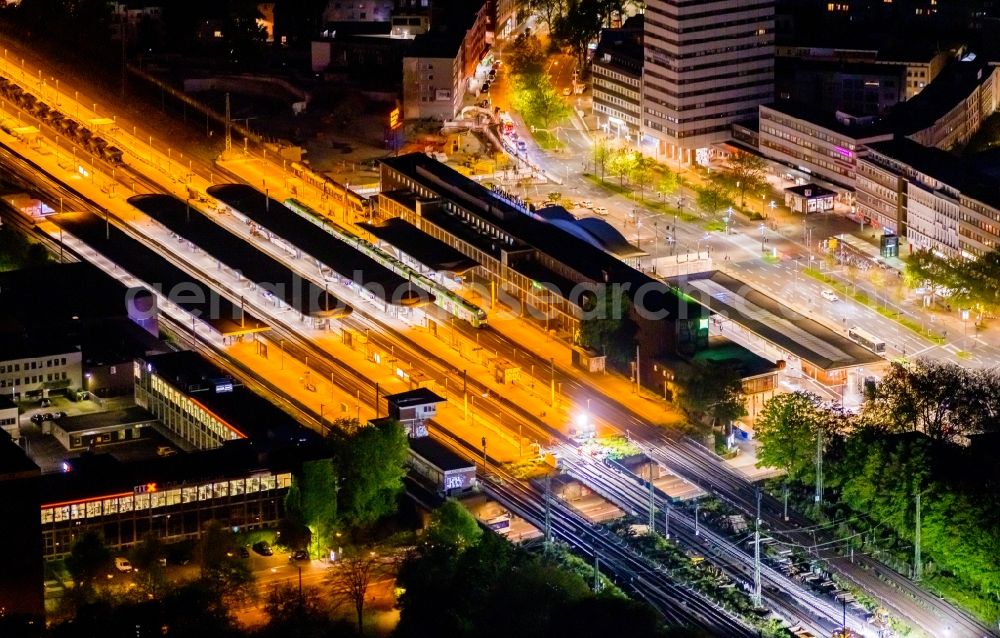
[54, 405, 157, 434]
[51, 211, 270, 336]
[0, 261, 140, 330]
[785, 184, 837, 198]
[38, 438, 312, 507]
[0, 431, 38, 478]
[386, 387, 446, 408]
[674, 271, 883, 370]
[126, 195, 350, 319]
[409, 435, 474, 472]
[361, 213, 478, 274]
[141, 350, 320, 444]
[206, 185, 434, 307]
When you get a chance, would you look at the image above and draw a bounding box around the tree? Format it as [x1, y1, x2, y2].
[197, 520, 255, 603]
[576, 284, 637, 368]
[607, 148, 637, 189]
[754, 391, 829, 482]
[552, 0, 603, 67]
[695, 184, 731, 215]
[505, 33, 547, 77]
[286, 457, 339, 552]
[860, 360, 1000, 442]
[728, 151, 767, 207]
[592, 138, 612, 181]
[654, 169, 679, 201]
[906, 247, 1000, 315]
[66, 532, 111, 588]
[630, 156, 656, 202]
[511, 73, 572, 130]
[329, 551, 382, 635]
[675, 360, 746, 430]
[425, 499, 483, 550]
[261, 582, 343, 638]
[130, 533, 167, 598]
[336, 418, 408, 528]
[528, 0, 569, 34]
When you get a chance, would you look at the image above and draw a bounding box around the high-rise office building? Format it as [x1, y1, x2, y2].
[641, 0, 775, 163]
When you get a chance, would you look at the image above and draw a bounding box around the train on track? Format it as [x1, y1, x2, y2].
[0, 74, 123, 164]
[284, 197, 488, 328]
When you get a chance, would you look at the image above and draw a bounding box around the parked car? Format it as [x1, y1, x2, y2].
[238, 546, 250, 559]
[821, 289, 839, 302]
[157, 446, 177, 457]
[114, 557, 133, 573]
[30, 414, 43, 424]
[252, 541, 273, 556]
[594, 206, 609, 215]
[53, 411, 67, 420]
[516, 140, 527, 151]
[41, 413, 54, 422]
[290, 550, 309, 562]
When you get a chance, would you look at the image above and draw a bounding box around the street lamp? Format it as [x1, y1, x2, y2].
[759, 222, 766, 251]
[962, 308, 970, 347]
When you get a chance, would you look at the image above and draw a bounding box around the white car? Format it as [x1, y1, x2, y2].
[821, 289, 839, 302]
[115, 557, 133, 573]
[594, 206, 609, 215]
[581, 200, 594, 208]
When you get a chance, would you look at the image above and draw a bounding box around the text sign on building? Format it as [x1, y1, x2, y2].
[389, 107, 402, 131]
[134, 482, 158, 495]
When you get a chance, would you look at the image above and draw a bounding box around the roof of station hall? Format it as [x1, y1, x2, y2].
[360, 213, 479, 274]
[50, 211, 269, 336]
[379, 153, 704, 320]
[206, 185, 434, 308]
[674, 270, 884, 370]
[127, 195, 351, 318]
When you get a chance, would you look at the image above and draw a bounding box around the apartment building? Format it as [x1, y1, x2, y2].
[642, 0, 774, 163]
[897, 60, 1000, 151]
[592, 17, 643, 142]
[401, 0, 488, 120]
[757, 102, 892, 193]
[857, 138, 1000, 258]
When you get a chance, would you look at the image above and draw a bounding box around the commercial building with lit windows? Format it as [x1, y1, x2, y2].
[39, 447, 295, 558]
[1, 349, 324, 564]
[592, 16, 643, 142]
[641, 0, 774, 163]
[757, 101, 892, 194]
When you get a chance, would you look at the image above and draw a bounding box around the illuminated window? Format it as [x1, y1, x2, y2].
[119, 496, 134, 513]
[231, 479, 245, 495]
[41, 509, 53, 524]
[134, 494, 150, 510]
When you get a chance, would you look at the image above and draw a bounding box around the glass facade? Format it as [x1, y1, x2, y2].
[40, 472, 292, 557]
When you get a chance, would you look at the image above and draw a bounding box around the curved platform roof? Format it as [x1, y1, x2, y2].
[544, 214, 647, 260]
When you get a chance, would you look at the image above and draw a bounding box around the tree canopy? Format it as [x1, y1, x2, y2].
[754, 391, 846, 482]
[576, 284, 637, 368]
[906, 248, 1000, 315]
[425, 499, 483, 550]
[395, 533, 678, 638]
[860, 360, 1000, 442]
[754, 369, 1000, 619]
[335, 418, 409, 528]
[675, 360, 746, 429]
